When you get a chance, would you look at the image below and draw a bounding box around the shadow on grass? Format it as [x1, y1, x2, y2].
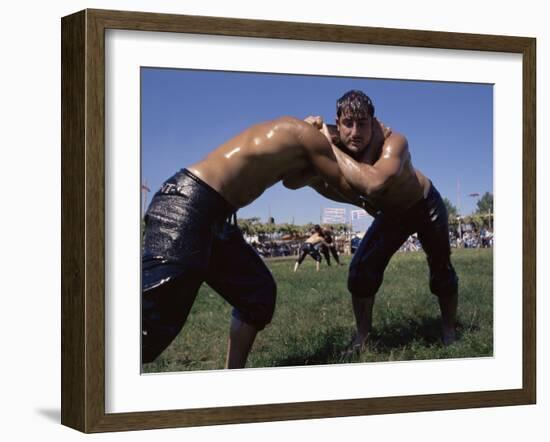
[369, 317, 472, 352]
[268, 318, 474, 367]
[270, 327, 351, 367]
[371, 317, 442, 350]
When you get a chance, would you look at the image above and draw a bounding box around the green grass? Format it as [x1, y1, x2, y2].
[142, 248, 493, 373]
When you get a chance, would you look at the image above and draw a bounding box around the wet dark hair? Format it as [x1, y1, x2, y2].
[313, 224, 324, 235]
[336, 90, 375, 119]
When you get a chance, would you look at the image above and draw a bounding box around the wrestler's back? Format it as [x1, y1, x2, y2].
[189, 117, 310, 208]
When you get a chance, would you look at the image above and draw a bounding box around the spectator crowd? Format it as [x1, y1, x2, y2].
[248, 227, 494, 258]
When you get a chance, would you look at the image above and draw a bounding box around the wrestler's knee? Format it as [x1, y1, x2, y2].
[234, 275, 277, 331]
[347, 266, 383, 298]
[141, 295, 186, 363]
[429, 263, 459, 297]
[141, 264, 201, 363]
[141, 323, 180, 363]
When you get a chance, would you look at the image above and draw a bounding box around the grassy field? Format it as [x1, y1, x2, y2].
[142, 248, 493, 373]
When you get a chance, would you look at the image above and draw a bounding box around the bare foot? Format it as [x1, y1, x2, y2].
[441, 327, 457, 346]
[341, 334, 367, 358]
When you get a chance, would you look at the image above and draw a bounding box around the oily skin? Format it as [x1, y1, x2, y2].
[309, 111, 457, 348]
[304, 232, 327, 246]
[187, 116, 358, 368]
[189, 116, 358, 208]
[332, 113, 456, 347]
[331, 111, 430, 215]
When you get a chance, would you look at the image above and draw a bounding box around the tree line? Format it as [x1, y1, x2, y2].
[443, 191, 493, 229]
[237, 217, 349, 239]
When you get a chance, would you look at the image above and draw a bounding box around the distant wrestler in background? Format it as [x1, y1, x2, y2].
[293, 225, 329, 272]
[320, 226, 342, 266]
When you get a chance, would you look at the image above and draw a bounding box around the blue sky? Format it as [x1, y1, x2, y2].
[141, 68, 493, 230]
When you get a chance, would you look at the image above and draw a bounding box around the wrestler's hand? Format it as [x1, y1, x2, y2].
[376, 118, 392, 139]
[320, 123, 334, 144]
[304, 115, 324, 129]
[319, 123, 343, 147]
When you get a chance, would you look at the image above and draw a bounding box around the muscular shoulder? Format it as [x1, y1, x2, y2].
[381, 132, 409, 158]
[242, 116, 301, 147]
[272, 116, 322, 134]
[277, 116, 329, 149]
[259, 116, 303, 141]
[269, 115, 301, 131]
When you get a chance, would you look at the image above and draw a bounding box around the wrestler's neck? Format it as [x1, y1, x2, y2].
[340, 137, 382, 164]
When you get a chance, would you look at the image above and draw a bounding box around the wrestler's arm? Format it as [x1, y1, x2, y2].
[291, 119, 359, 199]
[282, 169, 359, 205]
[309, 175, 361, 203]
[330, 129, 409, 196]
[281, 166, 316, 190]
[309, 233, 329, 247]
[299, 117, 359, 203]
[305, 116, 392, 143]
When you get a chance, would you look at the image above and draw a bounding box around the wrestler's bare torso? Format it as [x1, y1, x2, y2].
[305, 232, 325, 245]
[359, 131, 429, 213]
[328, 120, 431, 215]
[189, 117, 356, 208]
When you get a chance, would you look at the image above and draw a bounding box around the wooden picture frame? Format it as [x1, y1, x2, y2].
[61, 8, 536, 433]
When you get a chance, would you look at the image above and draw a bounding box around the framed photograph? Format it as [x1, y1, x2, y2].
[61, 9, 536, 433]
